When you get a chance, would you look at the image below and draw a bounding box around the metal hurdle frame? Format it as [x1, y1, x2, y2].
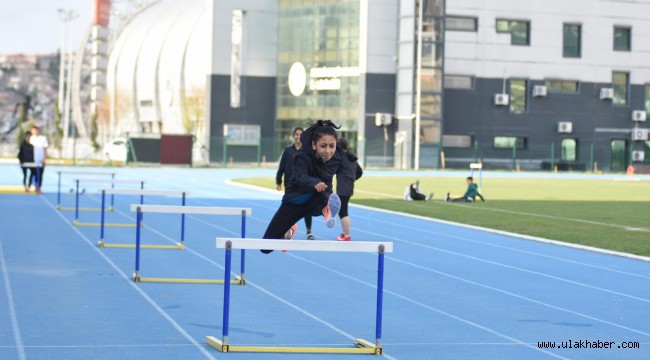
[130, 205, 251, 285]
[72, 178, 145, 227]
[206, 238, 393, 355]
[98, 189, 189, 249]
[56, 171, 116, 210]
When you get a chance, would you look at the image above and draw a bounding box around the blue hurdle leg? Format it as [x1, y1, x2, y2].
[222, 241, 233, 345]
[100, 190, 106, 242]
[180, 193, 186, 245]
[75, 180, 80, 221]
[375, 244, 385, 348]
[134, 208, 143, 280]
[110, 173, 115, 208]
[57, 172, 61, 206]
[240, 211, 246, 281]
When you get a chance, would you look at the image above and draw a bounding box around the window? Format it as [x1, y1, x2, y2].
[494, 136, 526, 149]
[645, 141, 650, 164]
[614, 26, 631, 51]
[645, 85, 650, 113]
[546, 80, 579, 93]
[446, 16, 477, 31]
[561, 138, 577, 161]
[510, 79, 527, 113]
[563, 23, 581, 58]
[612, 71, 629, 106]
[496, 19, 530, 45]
[444, 75, 474, 90]
[442, 135, 472, 148]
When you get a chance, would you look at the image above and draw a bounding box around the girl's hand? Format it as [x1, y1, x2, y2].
[314, 182, 327, 192]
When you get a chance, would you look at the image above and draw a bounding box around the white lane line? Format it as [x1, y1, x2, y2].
[356, 226, 650, 304]
[0, 236, 26, 360]
[287, 253, 568, 360]
[38, 196, 218, 360]
[350, 211, 650, 280]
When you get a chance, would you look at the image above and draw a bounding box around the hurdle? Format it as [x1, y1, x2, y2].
[72, 178, 144, 226]
[470, 162, 483, 191]
[131, 205, 251, 285]
[98, 189, 189, 249]
[206, 238, 393, 355]
[56, 171, 115, 210]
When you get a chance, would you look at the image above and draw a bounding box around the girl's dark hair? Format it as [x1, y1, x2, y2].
[24, 131, 32, 137]
[306, 119, 340, 143]
[292, 127, 304, 135]
[337, 138, 348, 151]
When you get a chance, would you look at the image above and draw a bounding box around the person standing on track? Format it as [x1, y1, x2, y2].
[261, 120, 344, 253]
[276, 127, 314, 239]
[335, 138, 363, 241]
[18, 131, 35, 192]
[29, 125, 48, 193]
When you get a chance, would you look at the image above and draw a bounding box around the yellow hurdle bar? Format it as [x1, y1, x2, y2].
[74, 220, 141, 228]
[133, 275, 245, 285]
[57, 206, 114, 212]
[205, 337, 381, 355]
[98, 240, 183, 249]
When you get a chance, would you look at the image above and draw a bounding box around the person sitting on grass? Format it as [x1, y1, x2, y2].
[445, 176, 485, 202]
[403, 180, 433, 201]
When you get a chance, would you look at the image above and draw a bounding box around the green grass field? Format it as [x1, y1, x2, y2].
[234, 175, 650, 257]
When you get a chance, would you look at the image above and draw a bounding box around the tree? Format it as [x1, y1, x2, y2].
[90, 111, 100, 151]
[52, 100, 63, 154]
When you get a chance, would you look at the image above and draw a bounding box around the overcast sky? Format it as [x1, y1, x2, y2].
[0, 0, 93, 55]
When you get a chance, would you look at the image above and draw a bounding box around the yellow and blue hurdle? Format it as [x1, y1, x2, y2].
[207, 238, 393, 355]
[131, 204, 252, 285]
[56, 171, 115, 210]
[72, 178, 145, 226]
[98, 189, 189, 248]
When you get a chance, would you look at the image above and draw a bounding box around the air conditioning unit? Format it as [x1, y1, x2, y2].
[632, 110, 647, 122]
[532, 85, 547, 97]
[632, 150, 645, 162]
[631, 128, 648, 141]
[558, 121, 573, 134]
[600, 88, 614, 100]
[494, 93, 509, 106]
[375, 112, 392, 127]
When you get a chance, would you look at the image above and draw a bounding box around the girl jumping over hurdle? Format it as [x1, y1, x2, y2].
[261, 119, 344, 253]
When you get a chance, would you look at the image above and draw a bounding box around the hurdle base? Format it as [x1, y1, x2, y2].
[98, 240, 184, 249]
[205, 337, 381, 355]
[74, 220, 142, 228]
[132, 275, 244, 285]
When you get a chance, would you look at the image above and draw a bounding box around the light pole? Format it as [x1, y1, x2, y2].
[57, 8, 79, 156]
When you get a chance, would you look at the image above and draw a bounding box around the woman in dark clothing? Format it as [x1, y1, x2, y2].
[335, 138, 363, 241]
[275, 127, 314, 239]
[17, 131, 35, 192]
[261, 120, 344, 253]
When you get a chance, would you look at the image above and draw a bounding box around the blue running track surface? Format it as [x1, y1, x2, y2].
[0, 165, 649, 359]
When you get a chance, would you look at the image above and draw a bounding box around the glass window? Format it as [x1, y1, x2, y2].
[496, 19, 530, 45]
[614, 26, 631, 51]
[494, 136, 526, 149]
[510, 79, 527, 113]
[645, 85, 650, 113]
[444, 75, 474, 90]
[613, 71, 629, 106]
[561, 138, 577, 161]
[546, 80, 579, 93]
[446, 16, 477, 31]
[563, 23, 581, 58]
[645, 141, 650, 164]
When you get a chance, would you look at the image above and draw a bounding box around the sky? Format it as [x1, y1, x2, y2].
[0, 0, 94, 55]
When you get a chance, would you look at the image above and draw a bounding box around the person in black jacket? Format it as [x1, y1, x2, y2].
[335, 138, 362, 241]
[261, 120, 344, 253]
[275, 127, 314, 239]
[17, 131, 35, 192]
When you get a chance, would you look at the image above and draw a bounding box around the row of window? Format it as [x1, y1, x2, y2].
[445, 71, 634, 113]
[447, 16, 632, 55]
[496, 137, 577, 161]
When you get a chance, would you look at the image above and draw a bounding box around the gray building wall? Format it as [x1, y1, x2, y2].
[444, 78, 644, 171]
[207, 75, 276, 163]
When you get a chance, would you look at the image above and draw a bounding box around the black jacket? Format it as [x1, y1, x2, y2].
[18, 141, 34, 164]
[282, 129, 345, 203]
[336, 151, 363, 197]
[276, 144, 300, 186]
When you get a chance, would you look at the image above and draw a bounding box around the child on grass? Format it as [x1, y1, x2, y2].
[261, 120, 344, 253]
[445, 176, 485, 202]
